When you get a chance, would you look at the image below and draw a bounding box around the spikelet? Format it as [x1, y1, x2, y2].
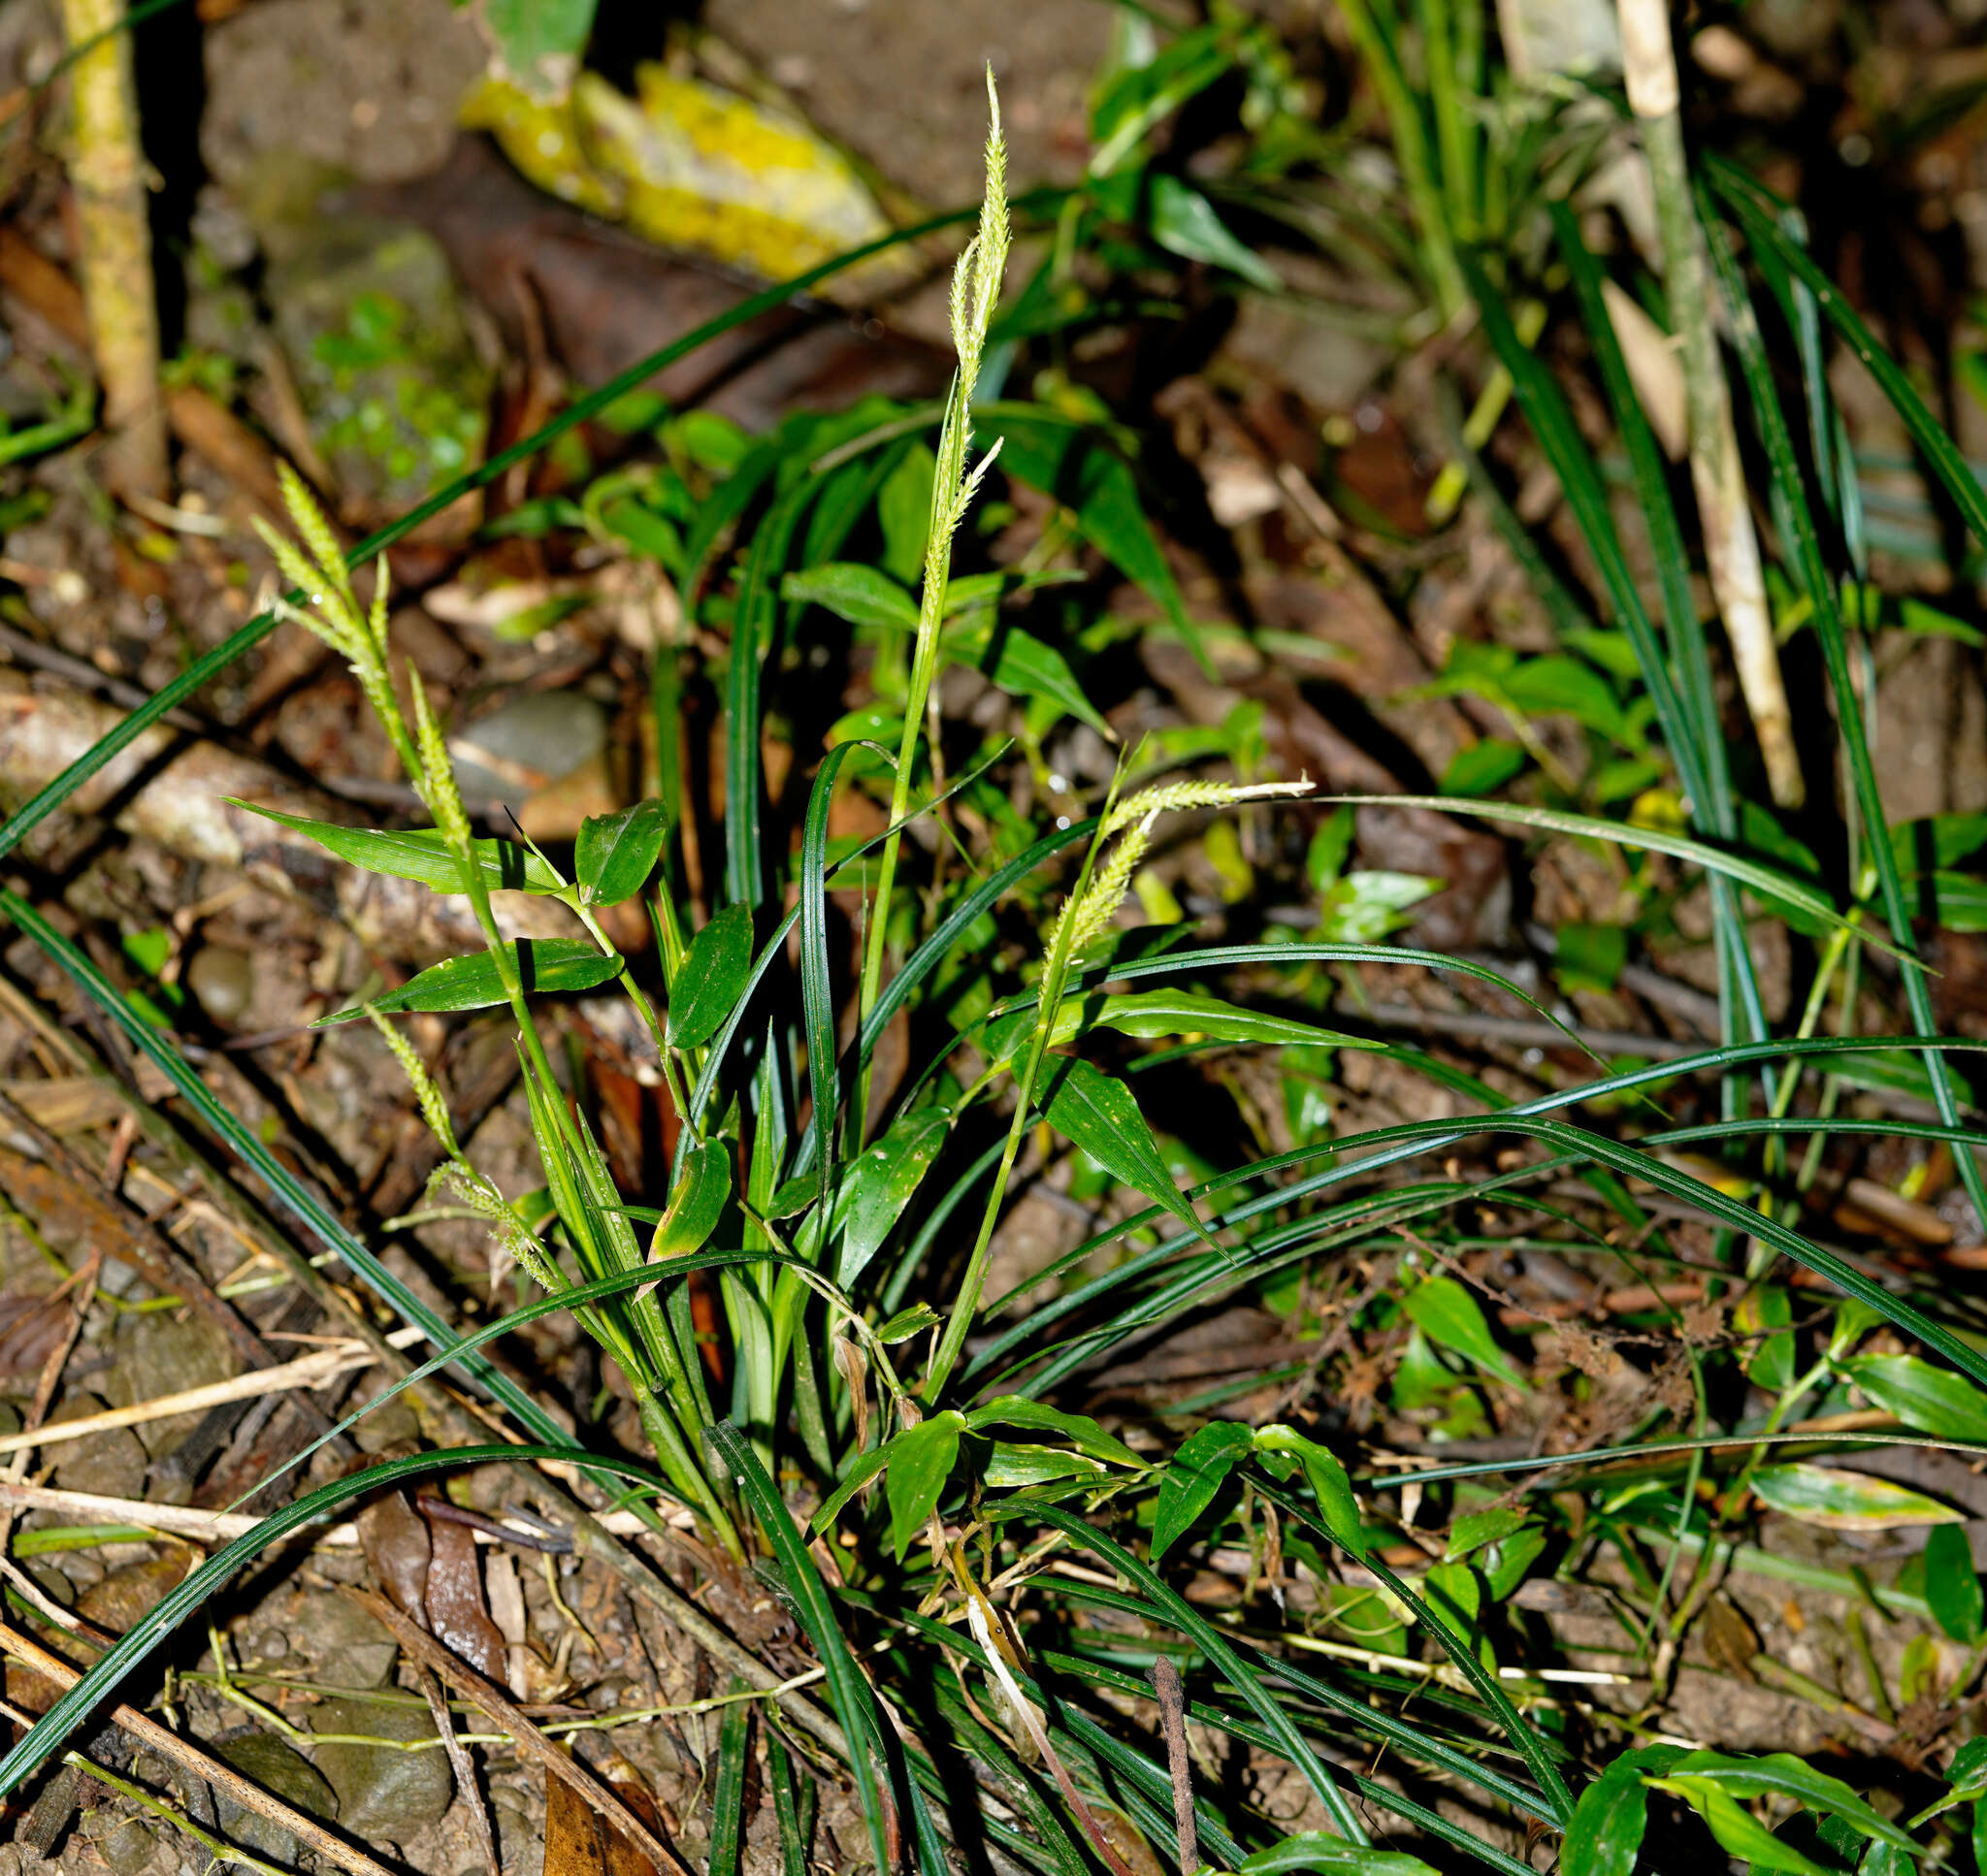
[277, 462, 348, 603]
[407, 670, 472, 852]
[366, 1005, 459, 1158]
[1067, 774, 1313, 953]
[431, 1159, 560, 1295]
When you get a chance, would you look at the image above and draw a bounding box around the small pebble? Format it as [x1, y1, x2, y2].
[186, 944, 254, 1025]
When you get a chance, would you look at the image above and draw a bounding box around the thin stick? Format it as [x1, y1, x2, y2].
[1148, 1657, 1199, 1876]
[0, 1341, 391, 1459]
[419, 1666, 501, 1876]
[1618, 0, 1803, 808]
[346, 1588, 691, 1876]
[0, 1622, 399, 1876]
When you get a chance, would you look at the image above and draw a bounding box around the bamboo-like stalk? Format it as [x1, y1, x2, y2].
[57, 0, 167, 499]
[1618, 0, 1804, 809]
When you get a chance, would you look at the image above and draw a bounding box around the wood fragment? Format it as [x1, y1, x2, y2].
[0, 1621, 400, 1876]
[1148, 1657, 1198, 1876]
[346, 1587, 693, 1876]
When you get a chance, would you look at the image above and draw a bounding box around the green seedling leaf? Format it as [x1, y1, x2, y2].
[1667, 1751, 1920, 1855]
[1926, 1523, 1985, 1643]
[886, 1409, 966, 1559]
[1147, 175, 1282, 291]
[1235, 1834, 1435, 1876]
[1561, 1763, 1650, 1876]
[875, 1302, 939, 1344]
[667, 904, 754, 1049]
[1499, 654, 1628, 742]
[1844, 1354, 1987, 1441]
[837, 1104, 950, 1288]
[1654, 1778, 1837, 1876]
[782, 563, 918, 631]
[1950, 1737, 1987, 1789]
[986, 629, 1114, 739]
[575, 799, 669, 907]
[1043, 1054, 1209, 1246]
[317, 939, 620, 1021]
[1403, 1275, 1528, 1392]
[1254, 1425, 1365, 1560]
[1737, 1284, 1796, 1392]
[1484, 1525, 1547, 1601]
[1152, 1420, 1253, 1561]
[984, 1444, 1102, 1488]
[651, 1141, 733, 1259]
[1751, 1464, 1963, 1530]
[232, 801, 566, 895]
[1419, 1560, 1482, 1644]
[1447, 1506, 1528, 1562]
[965, 1397, 1141, 1469]
[1317, 870, 1438, 943]
[1441, 738, 1526, 797]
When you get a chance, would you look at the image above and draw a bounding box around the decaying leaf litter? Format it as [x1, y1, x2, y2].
[14, 1, 1987, 1874]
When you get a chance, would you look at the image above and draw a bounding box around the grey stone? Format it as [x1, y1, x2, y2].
[92, 1813, 158, 1876]
[309, 1695, 453, 1841]
[47, 1393, 147, 1499]
[99, 1314, 234, 1458]
[186, 946, 254, 1025]
[285, 1592, 399, 1689]
[452, 690, 608, 805]
[213, 1730, 339, 1866]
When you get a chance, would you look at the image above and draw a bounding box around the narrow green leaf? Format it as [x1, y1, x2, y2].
[1751, 1464, 1962, 1530]
[876, 1302, 939, 1344]
[668, 903, 754, 1049]
[1845, 1355, 1987, 1441]
[1152, 1421, 1254, 1561]
[837, 1104, 950, 1288]
[1656, 1779, 1836, 1876]
[230, 801, 567, 895]
[1403, 1274, 1528, 1391]
[886, 1410, 966, 1559]
[707, 1673, 752, 1876]
[575, 799, 669, 907]
[1669, 1751, 1920, 1855]
[1236, 1835, 1434, 1876]
[1091, 988, 1379, 1051]
[799, 742, 865, 1213]
[652, 1141, 733, 1258]
[1044, 1054, 1207, 1245]
[964, 1396, 1141, 1469]
[1926, 1524, 1984, 1644]
[317, 939, 621, 1021]
[878, 443, 936, 585]
[1447, 1506, 1528, 1562]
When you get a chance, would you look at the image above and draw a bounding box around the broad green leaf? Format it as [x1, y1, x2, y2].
[1402, 1275, 1528, 1392]
[575, 799, 670, 907]
[1484, 1525, 1547, 1601]
[1737, 1284, 1796, 1393]
[1441, 739, 1526, 797]
[1318, 870, 1438, 943]
[231, 801, 566, 895]
[1561, 1764, 1649, 1876]
[1751, 1464, 1962, 1531]
[878, 442, 935, 585]
[1501, 654, 1628, 741]
[1668, 1752, 1920, 1855]
[1890, 813, 1987, 879]
[1926, 1524, 1984, 1643]
[1148, 175, 1282, 291]
[1419, 1560, 1481, 1643]
[651, 1141, 733, 1258]
[1844, 1354, 1987, 1441]
[836, 1105, 950, 1288]
[317, 939, 620, 1022]
[1152, 1421, 1253, 1561]
[1235, 1834, 1434, 1876]
[1952, 1738, 1987, 1789]
[966, 1397, 1141, 1470]
[984, 1444, 1103, 1489]
[1254, 1425, 1366, 1561]
[1043, 1055, 1207, 1245]
[886, 1410, 966, 1559]
[1447, 1506, 1528, 1562]
[986, 629, 1114, 739]
[782, 563, 917, 631]
[1654, 1778, 1837, 1876]
[667, 904, 753, 1049]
